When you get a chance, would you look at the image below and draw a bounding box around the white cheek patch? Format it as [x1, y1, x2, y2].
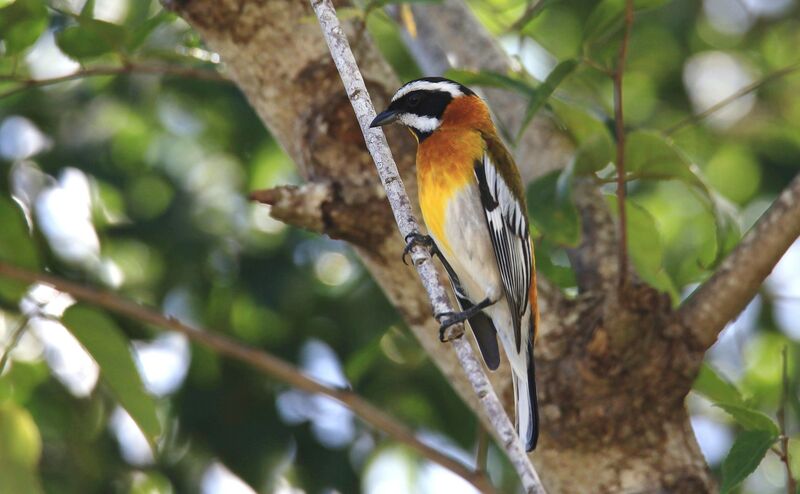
[392, 81, 463, 102]
[399, 114, 441, 133]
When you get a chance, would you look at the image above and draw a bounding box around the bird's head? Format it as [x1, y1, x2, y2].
[370, 77, 478, 141]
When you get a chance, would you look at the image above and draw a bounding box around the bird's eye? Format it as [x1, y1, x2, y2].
[408, 94, 422, 107]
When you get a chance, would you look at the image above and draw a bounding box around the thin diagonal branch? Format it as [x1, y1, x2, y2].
[679, 174, 800, 348]
[310, 0, 545, 492]
[0, 261, 496, 494]
[0, 63, 227, 100]
[665, 62, 800, 135]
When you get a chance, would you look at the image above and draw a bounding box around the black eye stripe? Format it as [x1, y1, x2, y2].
[395, 90, 453, 119]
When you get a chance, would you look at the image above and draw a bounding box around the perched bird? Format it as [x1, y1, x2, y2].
[370, 77, 539, 451]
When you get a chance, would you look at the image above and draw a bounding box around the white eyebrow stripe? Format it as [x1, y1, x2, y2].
[391, 81, 464, 102]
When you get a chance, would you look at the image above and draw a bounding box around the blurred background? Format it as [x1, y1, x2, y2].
[0, 0, 799, 492]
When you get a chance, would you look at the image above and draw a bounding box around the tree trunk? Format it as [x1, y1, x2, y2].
[166, 0, 720, 491]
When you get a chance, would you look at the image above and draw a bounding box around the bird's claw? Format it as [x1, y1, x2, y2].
[402, 232, 436, 265]
[435, 311, 464, 342]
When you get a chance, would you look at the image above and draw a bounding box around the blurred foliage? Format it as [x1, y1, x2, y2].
[0, 0, 798, 493]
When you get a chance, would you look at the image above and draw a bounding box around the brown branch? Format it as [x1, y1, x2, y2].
[0, 261, 496, 494]
[0, 63, 227, 100]
[664, 62, 800, 135]
[612, 0, 634, 297]
[248, 183, 393, 247]
[679, 174, 800, 348]
[311, 0, 545, 491]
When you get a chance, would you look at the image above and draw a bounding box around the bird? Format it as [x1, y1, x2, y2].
[370, 77, 539, 451]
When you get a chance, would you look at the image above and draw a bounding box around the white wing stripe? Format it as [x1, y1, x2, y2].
[477, 154, 532, 351]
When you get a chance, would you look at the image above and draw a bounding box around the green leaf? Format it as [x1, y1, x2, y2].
[622, 131, 741, 272]
[693, 363, 744, 406]
[0, 0, 48, 54]
[444, 69, 536, 97]
[583, 0, 624, 45]
[548, 99, 614, 174]
[56, 18, 127, 60]
[634, 0, 670, 8]
[625, 130, 705, 188]
[61, 305, 161, 449]
[0, 198, 39, 302]
[720, 430, 777, 493]
[79, 0, 94, 17]
[605, 196, 677, 298]
[716, 403, 780, 436]
[0, 403, 41, 468]
[574, 133, 614, 174]
[584, 0, 671, 45]
[127, 11, 174, 52]
[508, 0, 561, 31]
[0, 461, 42, 494]
[708, 191, 741, 266]
[516, 59, 578, 141]
[533, 238, 576, 288]
[527, 169, 581, 247]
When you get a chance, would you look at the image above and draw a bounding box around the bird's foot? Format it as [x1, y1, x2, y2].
[403, 232, 437, 265]
[434, 297, 495, 342]
[435, 311, 468, 342]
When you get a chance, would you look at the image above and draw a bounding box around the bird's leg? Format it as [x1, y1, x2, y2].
[403, 232, 439, 265]
[436, 298, 495, 342]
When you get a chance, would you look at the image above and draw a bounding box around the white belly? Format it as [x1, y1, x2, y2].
[433, 184, 503, 307]
[429, 183, 530, 376]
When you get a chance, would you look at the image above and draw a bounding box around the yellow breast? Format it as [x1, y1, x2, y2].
[416, 128, 484, 254]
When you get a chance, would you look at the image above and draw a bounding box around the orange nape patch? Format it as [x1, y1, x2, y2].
[441, 95, 495, 133]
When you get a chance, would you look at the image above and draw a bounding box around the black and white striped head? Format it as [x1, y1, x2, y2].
[370, 77, 474, 141]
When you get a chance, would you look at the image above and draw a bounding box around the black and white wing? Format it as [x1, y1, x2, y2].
[437, 245, 501, 370]
[474, 151, 532, 352]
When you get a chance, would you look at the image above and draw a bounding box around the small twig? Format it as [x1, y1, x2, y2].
[309, 0, 545, 492]
[664, 62, 800, 135]
[0, 261, 496, 494]
[612, 0, 634, 297]
[0, 63, 227, 100]
[581, 57, 613, 77]
[0, 314, 32, 374]
[594, 171, 680, 185]
[506, 0, 545, 33]
[476, 424, 490, 474]
[777, 346, 796, 494]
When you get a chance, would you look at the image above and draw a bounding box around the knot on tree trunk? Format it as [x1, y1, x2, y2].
[539, 281, 703, 450]
[250, 182, 394, 247]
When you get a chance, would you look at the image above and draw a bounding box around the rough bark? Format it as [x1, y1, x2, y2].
[164, 0, 800, 492]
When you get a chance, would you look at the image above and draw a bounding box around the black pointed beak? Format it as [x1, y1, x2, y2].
[370, 110, 399, 128]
